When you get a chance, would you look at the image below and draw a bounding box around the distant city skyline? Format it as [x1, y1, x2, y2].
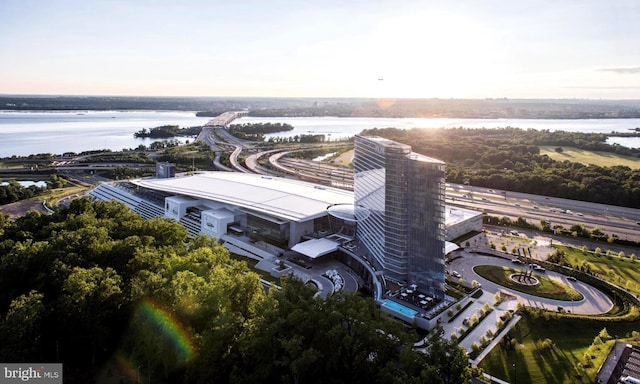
[1, 0, 639, 99]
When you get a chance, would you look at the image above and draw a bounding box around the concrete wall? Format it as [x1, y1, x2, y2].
[446, 212, 483, 241]
[289, 220, 315, 248]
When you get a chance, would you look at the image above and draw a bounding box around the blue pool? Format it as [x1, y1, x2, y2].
[381, 299, 418, 317]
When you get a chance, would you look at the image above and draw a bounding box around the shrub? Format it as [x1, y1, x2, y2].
[598, 328, 610, 340]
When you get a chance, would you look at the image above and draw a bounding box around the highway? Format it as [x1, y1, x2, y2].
[445, 184, 640, 242]
[64, 109, 632, 244]
[256, 155, 640, 242]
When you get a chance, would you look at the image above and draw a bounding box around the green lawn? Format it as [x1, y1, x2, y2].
[479, 316, 640, 384]
[539, 146, 640, 169]
[474, 265, 583, 301]
[557, 245, 640, 297]
[479, 245, 640, 383]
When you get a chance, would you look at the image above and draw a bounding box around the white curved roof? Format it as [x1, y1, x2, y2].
[131, 172, 354, 222]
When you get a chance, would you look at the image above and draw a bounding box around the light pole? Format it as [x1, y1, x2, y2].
[512, 363, 516, 384]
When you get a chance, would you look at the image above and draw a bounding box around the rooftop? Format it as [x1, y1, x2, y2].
[131, 172, 353, 222]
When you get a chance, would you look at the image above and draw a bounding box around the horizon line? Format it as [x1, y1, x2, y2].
[1, 93, 640, 102]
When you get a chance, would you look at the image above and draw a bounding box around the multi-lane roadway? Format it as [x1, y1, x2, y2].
[446, 184, 640, 242]
[193, 113, 640, 243]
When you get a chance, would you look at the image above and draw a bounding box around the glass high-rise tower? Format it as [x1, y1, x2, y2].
[354, 135, 446, 298]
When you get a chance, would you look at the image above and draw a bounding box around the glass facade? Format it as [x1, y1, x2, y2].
[354, 136, 445, 298]
[406, 154, 446, 299]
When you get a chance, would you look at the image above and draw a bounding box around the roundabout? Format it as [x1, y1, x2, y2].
[449, 252, 613, 315]
[473, 264, 584, 301]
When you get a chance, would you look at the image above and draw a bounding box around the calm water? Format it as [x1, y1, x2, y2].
[1, 111, 640, 157]
[243, 116, 640, 143]
[0, 110, 209, 157]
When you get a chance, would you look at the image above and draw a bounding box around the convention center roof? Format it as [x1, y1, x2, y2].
[131, 172, 354, 222]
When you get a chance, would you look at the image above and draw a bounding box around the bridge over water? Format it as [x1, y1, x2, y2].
[204, 110, 248, 128]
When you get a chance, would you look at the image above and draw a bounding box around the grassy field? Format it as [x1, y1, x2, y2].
[474, 265, 583, 301]
[479, 245, 640, 383]
[557, 245, 640, 296]
[539, 146, 640, 168]
[479, 316, 640, 384]
[331, 149, 354, 166]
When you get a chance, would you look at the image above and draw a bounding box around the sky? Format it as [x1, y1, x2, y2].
[1, 0, 639, 99]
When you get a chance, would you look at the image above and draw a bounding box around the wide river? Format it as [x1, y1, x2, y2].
[1, 110, 640, 157]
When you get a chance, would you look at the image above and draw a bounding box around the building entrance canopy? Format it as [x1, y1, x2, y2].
[291, 238, 340, 259]
[445, 241, 460, 254]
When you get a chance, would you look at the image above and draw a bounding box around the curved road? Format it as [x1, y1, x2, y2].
[449, 251, 613, 315]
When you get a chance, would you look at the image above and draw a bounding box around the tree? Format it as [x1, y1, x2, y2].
[59, 266, 125, 367]
[0, 290, 45, 361]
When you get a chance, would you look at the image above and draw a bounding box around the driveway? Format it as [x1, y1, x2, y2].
[449, 251, 613, 315]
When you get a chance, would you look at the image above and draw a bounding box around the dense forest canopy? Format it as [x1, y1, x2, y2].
[0, 199, 476, 383]
[361, 127, 640, 208]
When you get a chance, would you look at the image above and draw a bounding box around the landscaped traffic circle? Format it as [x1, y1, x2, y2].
[474, 265, 584, 301]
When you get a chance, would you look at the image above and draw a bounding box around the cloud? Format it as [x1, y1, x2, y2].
[597, 66, 640, 74]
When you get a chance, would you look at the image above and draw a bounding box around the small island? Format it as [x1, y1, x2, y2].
[228, 122, 294, 141]
[134, 125, 201, 138]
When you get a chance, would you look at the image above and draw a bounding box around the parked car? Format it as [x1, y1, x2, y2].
[451, 271, 461, 278]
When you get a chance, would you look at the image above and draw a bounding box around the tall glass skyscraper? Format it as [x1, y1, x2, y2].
[354, 135, 446, 298]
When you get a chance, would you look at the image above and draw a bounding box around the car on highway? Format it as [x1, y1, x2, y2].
[512, 259, 522, 264]
[451, 271, 461, 278]
[567, 276, 577, 282]
[533, 265, 546, 272]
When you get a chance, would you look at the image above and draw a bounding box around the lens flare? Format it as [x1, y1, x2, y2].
[139, 297, 197, 362]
